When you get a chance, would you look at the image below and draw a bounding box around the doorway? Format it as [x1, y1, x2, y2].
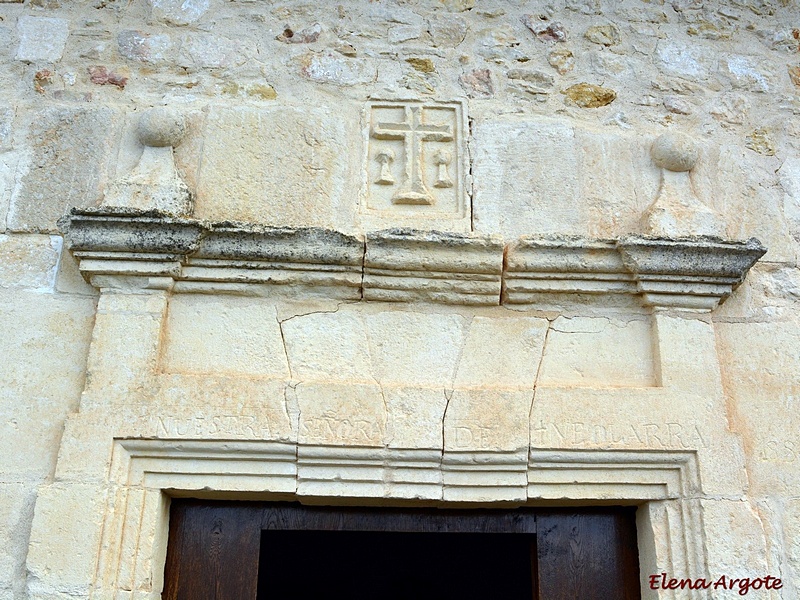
[163, 501, 640, 600]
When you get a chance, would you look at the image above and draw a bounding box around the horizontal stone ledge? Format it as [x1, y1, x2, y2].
[60, 208, 766, 311]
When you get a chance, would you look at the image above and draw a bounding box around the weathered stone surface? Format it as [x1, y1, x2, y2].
[717, 320, 800, 498]
[427, 15, 467, 47]
[507, 68, 554, 97]
[0, 234, 60, 291]
[148, 0, 211, 26]
[459, 69, 493, 98]
[26, 483, 106, 597]
[472, 117, 582, 237]
[296, 382, 386, 446]
[162, 295, 289, 378]
[563, 83, 617, 108]
[701, 500, 770, 578]
[453, 316, 548, 388]
[277, 23, 322, 44]
[387, 24, 419, 44]
[299, 51, 376, 86]
[746, 128, 776, 156]
[385, 386, 448, 450]
[655, 41, 713, 81]
[0, 106, 13, 152]
[722, 55, 771, 92]
[194, 105, 359, 230]
[584, 24, 620, 46]
[0, 291, 95, 478]
[9, 108, 122, 233]
[444, 389, 532, 452]
[0, 483, 34, 597]
[117, 30, 172, 64]
[15, 16, 69, 63]
[363, 310, 467, 387]
[364, 230, 503, 305]
[785, 500, 800, 594]
[178, 33, 246, 70]
[81, 293, 167, 406]
[281, 309, 373, 383]
[547, 46, 575, 74]
[539, 317, 655, 387]
[523, 17, 567, 42]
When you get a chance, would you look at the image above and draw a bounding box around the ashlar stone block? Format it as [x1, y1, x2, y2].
[0, 234, 60, 291]
[9, 108, 122, 233]
[444, 389, 533, 453]
[360, 101, 469, 231]
[0, 483, 35, 595]
[15, 16, 69, 63]
[26, 483, 107, 597]
[0, 291, 95, 478]
[472, 117, 583, 237]
[363, 310, 468, 387]
[281, 308, 373, 383]
[194, 105, 360, 231]
[161, 295, 289, 379]
[539, 316, 655, 387]
[453, 316, 548, 388]
[385, 386, 448, 450]
[700, 500, 769, 579]
[296, 382, 386, 447]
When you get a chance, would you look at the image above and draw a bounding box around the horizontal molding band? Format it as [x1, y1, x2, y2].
[61, 208, 766, 312]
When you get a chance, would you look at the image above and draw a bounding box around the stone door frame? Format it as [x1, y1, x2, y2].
[91, 438, 703, 600]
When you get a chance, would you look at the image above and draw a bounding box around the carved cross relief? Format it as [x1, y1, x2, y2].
[364, 101, 464, 218]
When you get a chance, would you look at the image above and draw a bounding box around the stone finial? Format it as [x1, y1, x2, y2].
[103, 107, 193, 216]
[642, 130, 724, 238]
[650, 132, 699, 172]
[137, 107, 186, 148]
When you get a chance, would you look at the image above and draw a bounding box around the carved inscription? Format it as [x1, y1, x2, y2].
[364, 101, 464, 216]
[452, 420, 496, 449]
[300, 410, 383, 445]
[758, 440, 799, 463]
[152, 414, 280, 439]
[532, 421, 710, 450]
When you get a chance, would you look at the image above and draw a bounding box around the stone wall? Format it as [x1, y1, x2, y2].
[1, 0, 799, 598]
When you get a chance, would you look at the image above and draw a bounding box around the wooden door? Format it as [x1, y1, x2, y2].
[163, 501, 640, 600]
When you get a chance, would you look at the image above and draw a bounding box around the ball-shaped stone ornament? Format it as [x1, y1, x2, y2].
[650, 132, 699, 172]
[137, 107, 186, 148]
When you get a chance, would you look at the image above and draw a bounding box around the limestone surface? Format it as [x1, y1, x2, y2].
[0, 0, 798, 597]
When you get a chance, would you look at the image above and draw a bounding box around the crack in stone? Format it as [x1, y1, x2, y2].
[441, 387, 453, 468]
[528, 319, 552, 452]
[276, 300, 351, 325]
[276, 315, 293, 380]
[448, 314, 473, 390]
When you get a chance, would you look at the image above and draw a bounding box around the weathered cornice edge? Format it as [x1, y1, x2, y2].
[60, 210, 767, 311]
[364, 229, 505, 306]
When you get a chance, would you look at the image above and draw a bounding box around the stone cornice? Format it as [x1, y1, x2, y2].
[59, 208, 766, 312]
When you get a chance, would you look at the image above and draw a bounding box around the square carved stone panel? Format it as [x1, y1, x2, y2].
[361, 101, 467, 226]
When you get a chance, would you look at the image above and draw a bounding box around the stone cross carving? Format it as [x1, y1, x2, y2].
[433, 149, 453, 188]
[372, 105, 454, 205]
[374, 149, 395, 185]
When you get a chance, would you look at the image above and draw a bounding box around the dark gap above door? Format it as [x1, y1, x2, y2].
[257, 529, 535, 600]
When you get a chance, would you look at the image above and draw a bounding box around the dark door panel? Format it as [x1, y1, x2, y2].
[163, 501, 640, 600]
